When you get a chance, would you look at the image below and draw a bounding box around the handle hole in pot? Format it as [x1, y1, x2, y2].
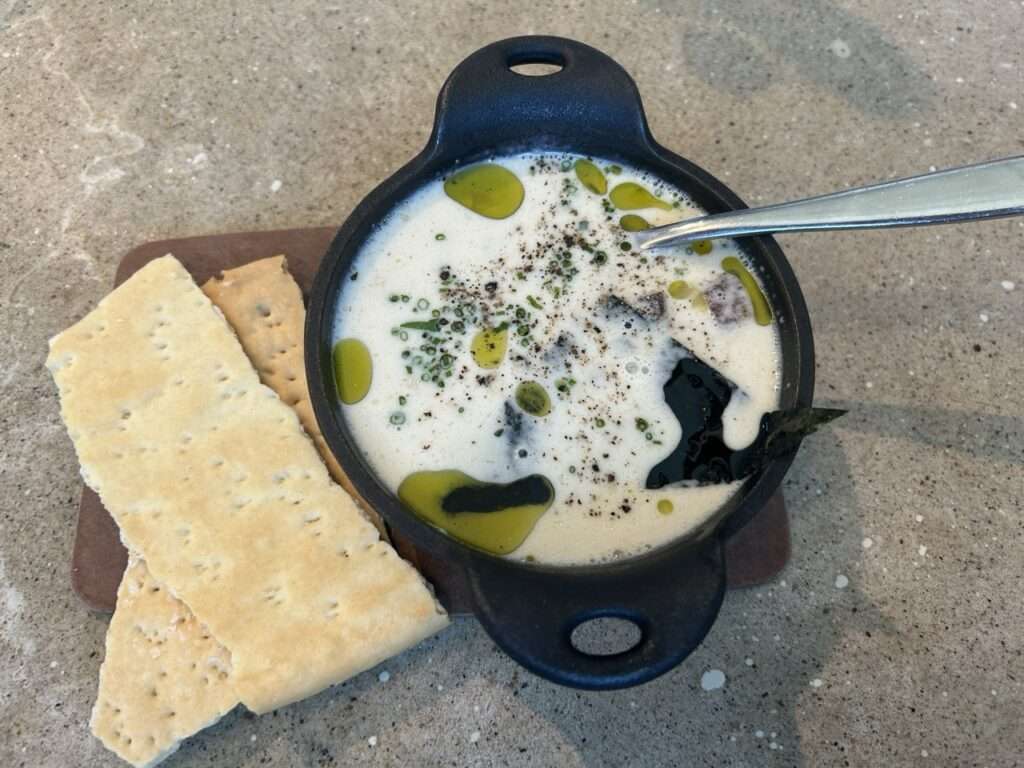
[508, 61, 564, 77]
[507, 49, 565, 77]
[569, 616, 643, 657]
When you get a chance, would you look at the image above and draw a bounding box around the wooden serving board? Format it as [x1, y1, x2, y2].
[70, 228, 791, 614]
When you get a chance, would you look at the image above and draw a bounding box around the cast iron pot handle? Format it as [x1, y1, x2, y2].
[428, 35, 652, 152]
[466, 535, 726, 689]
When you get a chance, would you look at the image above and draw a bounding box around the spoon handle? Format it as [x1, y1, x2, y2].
[636, 155, 1024, 249]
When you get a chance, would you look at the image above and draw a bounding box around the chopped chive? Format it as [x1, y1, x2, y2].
[555, 377, 575, 394]
[400, 319, 440, 332]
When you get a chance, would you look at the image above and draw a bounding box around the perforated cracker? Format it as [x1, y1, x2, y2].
[91, 256, 401, 766]
[90, 558, 237, 768]
[48, 254, 448, 714]
[200, 255, 381, 531]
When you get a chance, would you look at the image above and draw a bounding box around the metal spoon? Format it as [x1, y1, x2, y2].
[635, 155, 1024, 250]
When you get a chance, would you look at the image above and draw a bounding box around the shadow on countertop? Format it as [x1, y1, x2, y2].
[660, 0, 938, 119]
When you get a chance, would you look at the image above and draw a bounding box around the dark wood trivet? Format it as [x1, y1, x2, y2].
[70, 228, 791, 614]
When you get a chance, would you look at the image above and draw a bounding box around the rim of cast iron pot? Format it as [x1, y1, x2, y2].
[307, 141, 815, 577]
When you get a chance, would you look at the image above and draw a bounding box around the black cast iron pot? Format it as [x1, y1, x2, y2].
[307, 36, 815, 689]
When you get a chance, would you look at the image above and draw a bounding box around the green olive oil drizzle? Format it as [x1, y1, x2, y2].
[470, 326, 508, 369]
[574, 159, 608, 195]
[619, 214, 651, 231]
[691, 239, 713, 255]
[609, 182, 673, 211]
[667, 279, 693, 299]
[721, 256, 773, 325]
[397, 470, 554, 554]
[443, 164, 524, 219]
[515, 381, 551, 417]
[333, 338, 372, 404]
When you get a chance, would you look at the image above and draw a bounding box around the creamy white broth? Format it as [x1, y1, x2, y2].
[333, 153, 781, 565]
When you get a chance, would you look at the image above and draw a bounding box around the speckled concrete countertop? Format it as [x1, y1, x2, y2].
[2, 2, 1022, 766]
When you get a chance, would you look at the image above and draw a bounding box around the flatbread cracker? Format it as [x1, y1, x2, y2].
[48, 254, 448, 714]
[90, 558, 237, 768]
[200, 255, 381, 532]
[91, 256, 397, 767]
